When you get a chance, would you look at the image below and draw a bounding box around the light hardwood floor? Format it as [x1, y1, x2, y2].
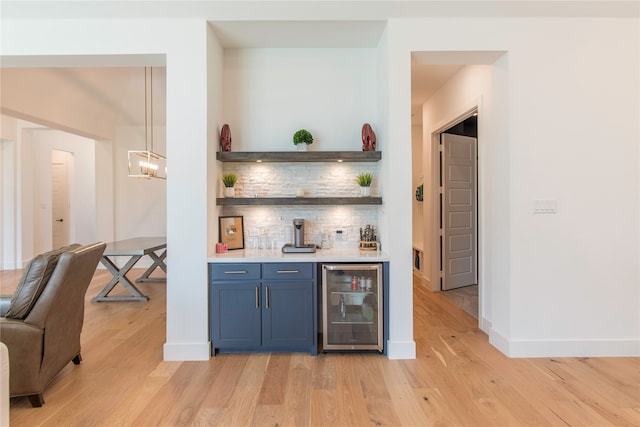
[1, 267, 638, 426]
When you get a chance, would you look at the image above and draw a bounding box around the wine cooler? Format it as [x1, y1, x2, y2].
[321, 263, 383, 351]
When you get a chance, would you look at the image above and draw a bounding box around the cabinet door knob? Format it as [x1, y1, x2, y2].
[255, 286, 259, 309]
[276, 270, 299, 274]
[224, 270, 247, 274]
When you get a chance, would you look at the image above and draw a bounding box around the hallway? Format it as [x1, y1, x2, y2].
[442, 284, 478, 318]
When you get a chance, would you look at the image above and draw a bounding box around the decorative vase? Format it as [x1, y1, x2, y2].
[220, 124, 232, 152]
[297, 143, 308, 152]
[224, 187, 235, 197]
[360, 186, 371, 197]
[361, 123, 377, 151]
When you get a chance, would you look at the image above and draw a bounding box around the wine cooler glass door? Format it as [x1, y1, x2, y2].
[322, 264, 382, 351]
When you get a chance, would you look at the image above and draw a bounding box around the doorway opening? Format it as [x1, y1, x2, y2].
[51, 149, 73, 249]
[437, 112, 479, 318]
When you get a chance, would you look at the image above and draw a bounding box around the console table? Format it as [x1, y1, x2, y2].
[92, 236, 167, 302]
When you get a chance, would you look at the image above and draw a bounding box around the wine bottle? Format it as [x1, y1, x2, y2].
[339, 294, 346, 319]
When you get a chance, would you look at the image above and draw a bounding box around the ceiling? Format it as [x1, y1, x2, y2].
[411, 63, 464, 125]
[3, 1, 634, 20]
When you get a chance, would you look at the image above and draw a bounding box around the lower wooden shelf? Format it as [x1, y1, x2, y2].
[216, 197, 382, 206]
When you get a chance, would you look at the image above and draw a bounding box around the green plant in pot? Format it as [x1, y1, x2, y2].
[356, 173, 372, 197]
[222, 173, 238, 197]
[293, 129, 313, 151]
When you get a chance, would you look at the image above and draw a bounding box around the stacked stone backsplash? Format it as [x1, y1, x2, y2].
[221, 162, 380, 248]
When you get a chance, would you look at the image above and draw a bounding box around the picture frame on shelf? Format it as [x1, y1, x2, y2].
[218, 215, 245, 250]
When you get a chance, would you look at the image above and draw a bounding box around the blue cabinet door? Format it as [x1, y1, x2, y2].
[210, 282, 261, 351]
[261, 281, 314, 352]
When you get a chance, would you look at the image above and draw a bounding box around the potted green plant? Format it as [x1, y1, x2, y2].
[222, 173, 238, 197]
[356, 173, 372, 197]
[293, 129, 313, 151]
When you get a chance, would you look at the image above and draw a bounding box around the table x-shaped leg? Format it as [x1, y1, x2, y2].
[92, 255, 149, 302]
[135, 249, 167, 283]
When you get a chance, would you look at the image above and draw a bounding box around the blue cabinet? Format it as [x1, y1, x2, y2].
[209, 262, 317, 355]
[211, 281, 261, 349]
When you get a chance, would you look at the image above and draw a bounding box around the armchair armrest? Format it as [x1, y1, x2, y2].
[0, 318, 44, 396]
[0, 297, 11, 317]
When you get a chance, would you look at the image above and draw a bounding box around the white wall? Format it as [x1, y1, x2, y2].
[25, 128, 97, 254]
[94, 139, 114, 244]
[380, 25, 416, 358]
[113, 125, 167, 240]
[398, 17, 639, 356]
[223, 48, 378, 152]
[506, 19, 639, 357]
[207, 24, 224, 253]
[163, 22, 211, 361]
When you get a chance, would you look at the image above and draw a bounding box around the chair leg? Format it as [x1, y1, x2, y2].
[72, 354, 82, 365]
[27, 393, 45, 407]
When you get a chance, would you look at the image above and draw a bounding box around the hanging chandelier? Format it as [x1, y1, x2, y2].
[128, 66, 167, 179]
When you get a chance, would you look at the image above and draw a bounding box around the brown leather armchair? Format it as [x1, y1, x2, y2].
[0, 242, 106, 407]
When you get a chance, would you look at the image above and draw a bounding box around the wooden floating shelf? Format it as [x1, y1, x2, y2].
[216, 197, 383, 206]
[216, 151, 381, 163]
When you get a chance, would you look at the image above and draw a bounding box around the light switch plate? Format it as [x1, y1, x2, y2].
[533, 199, 557, 214]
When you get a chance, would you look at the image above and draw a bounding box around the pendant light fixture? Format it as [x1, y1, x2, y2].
[128, 66, 167, 179]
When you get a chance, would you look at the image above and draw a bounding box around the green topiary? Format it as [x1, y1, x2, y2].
[293, 129, 314, 145]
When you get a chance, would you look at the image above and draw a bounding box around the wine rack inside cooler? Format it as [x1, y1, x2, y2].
[321, 263, 383, 351]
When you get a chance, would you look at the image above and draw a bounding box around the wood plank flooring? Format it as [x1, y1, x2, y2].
[1, 267, 638, 426]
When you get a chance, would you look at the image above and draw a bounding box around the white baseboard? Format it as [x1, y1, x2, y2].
[480, 317, 492, 335]
[506, 338, 640, 358]
[488, 328, 640, 358]
[0, 261, 18, 270]
[163, 341, 211, 361]
[412, 270, 432, 290]
[488, 328, 511, 355]
[2, 258, 29, 270]
[386, 340, 417, 359]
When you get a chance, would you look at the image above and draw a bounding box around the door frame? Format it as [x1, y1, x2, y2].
[429, 105, 482, 325]
[0, 139, 17, 270]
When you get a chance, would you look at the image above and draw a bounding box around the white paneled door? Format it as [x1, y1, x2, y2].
[52, 150, 71, 249]
[441, 133, 477, 290]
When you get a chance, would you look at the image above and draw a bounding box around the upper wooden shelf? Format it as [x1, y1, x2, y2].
[216, 151, 382, 163]
[216, 197, 382, 206]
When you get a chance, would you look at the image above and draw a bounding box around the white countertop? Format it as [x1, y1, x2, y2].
[208, 247, 389, 263]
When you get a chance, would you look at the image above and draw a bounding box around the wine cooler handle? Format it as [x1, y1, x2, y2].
[323, 264, 380, 271]
[255, 287, 259, 308]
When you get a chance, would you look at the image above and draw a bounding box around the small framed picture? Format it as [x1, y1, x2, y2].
[218, 215, 245, 250]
